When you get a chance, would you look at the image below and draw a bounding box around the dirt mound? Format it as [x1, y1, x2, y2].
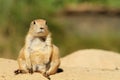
[62, 49, 120, 70]
[1, 49, 120, 80]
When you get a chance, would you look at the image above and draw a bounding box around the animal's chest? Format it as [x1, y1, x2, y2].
[30, 38, 51, 65]
[30, 38, 46, 51]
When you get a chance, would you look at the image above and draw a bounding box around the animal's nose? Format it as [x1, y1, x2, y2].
[40, 27, 44, 29]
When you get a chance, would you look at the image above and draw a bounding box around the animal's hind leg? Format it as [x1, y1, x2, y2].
[46, 45, 60, 76]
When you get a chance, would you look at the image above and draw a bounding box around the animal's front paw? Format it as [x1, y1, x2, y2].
[14, 69, 26, 75]
[28, 68, 33, 74]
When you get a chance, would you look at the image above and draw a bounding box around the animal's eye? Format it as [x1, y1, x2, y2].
[33, 21, 36, 25]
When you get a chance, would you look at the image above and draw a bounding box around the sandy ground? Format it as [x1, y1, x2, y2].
[1, 49, 120, 80]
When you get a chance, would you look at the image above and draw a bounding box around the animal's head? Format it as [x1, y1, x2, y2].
[29, 19, 49, 37]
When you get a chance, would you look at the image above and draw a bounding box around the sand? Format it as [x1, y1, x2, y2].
[1, 49, 120, 80]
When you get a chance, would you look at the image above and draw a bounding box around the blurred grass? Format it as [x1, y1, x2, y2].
[0, 0, 120, 59]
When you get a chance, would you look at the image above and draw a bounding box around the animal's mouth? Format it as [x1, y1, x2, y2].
[37, 30, 45, 33]
[37, 31, 43, 33]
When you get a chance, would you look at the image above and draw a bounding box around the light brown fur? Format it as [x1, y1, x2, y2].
[15, 19, 60, 78]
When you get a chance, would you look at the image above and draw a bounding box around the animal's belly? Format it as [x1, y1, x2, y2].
[30, 52, 50, 65]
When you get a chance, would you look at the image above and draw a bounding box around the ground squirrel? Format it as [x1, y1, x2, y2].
[14, 19, 60, 78]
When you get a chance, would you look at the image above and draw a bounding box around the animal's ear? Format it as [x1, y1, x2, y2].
[44, 20, 48, 27]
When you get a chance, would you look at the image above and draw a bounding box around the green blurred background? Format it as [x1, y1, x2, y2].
[0, 0, 120, 59]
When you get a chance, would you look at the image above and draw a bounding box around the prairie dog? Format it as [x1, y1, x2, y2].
[15, 19, 60, 78]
